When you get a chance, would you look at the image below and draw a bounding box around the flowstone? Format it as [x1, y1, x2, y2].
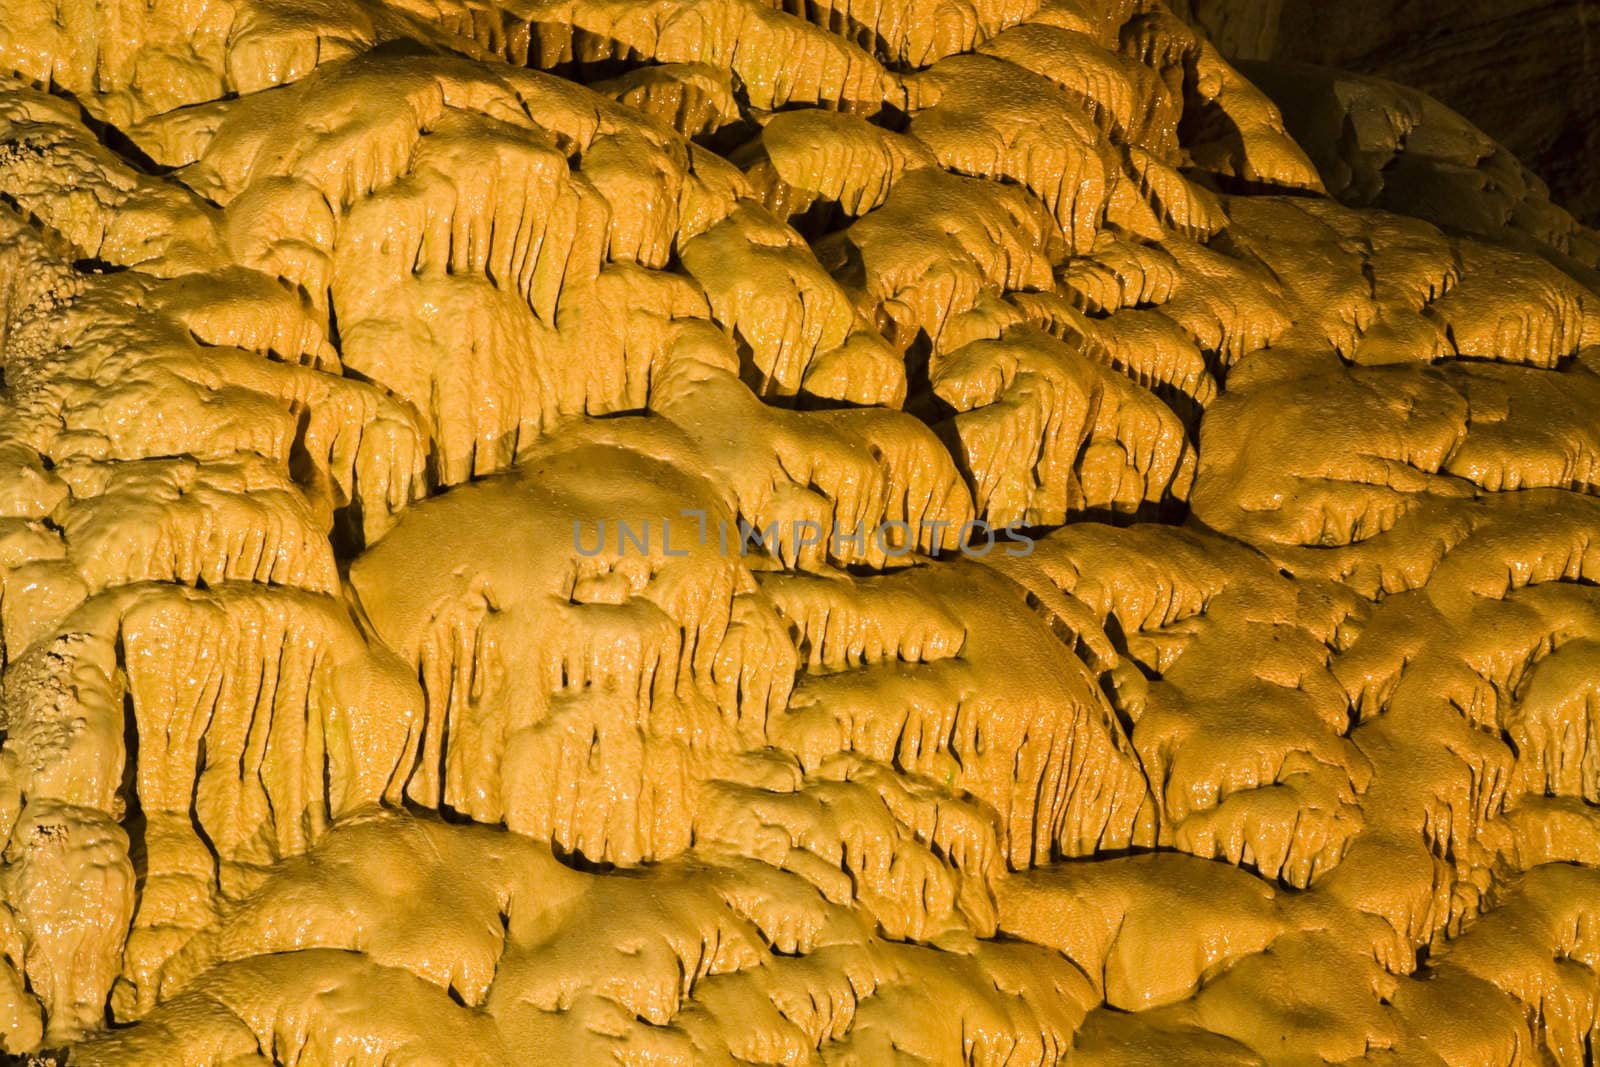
[0, 0, 1597, 1062]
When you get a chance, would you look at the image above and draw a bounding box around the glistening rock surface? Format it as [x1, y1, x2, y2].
[0, 0, 1597, 1062]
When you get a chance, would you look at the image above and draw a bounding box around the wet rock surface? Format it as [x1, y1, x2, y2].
[0, 0, 1597, 1061]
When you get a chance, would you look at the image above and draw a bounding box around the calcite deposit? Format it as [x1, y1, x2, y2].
[0, 0, 1596, 1062]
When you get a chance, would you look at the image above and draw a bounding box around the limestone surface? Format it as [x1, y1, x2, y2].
[0, 0, 1596, 1062]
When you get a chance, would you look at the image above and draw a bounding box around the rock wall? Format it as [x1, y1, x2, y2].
[0, 0, 1595, 1062]
[1180, 0, 1600, 227]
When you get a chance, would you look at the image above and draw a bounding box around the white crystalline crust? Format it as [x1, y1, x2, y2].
[0, 0, 1596, 1062]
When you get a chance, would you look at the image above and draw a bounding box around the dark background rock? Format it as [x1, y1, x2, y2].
[1177, 0, 1600, 225]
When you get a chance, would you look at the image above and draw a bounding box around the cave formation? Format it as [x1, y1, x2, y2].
[0, 0, 1598, 1062]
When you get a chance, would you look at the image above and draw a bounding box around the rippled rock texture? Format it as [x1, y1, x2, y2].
[0, 0, 1598, 1062]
